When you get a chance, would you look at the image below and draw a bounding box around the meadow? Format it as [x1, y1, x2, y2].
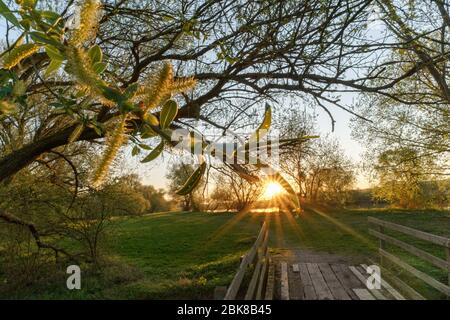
[1, 207, 449, 299]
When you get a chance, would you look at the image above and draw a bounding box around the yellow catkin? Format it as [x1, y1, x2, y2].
[66, 46, 105, 96]
[171, 77, 196, 95]
[91, 115, 127, 187]
[2, 43, 40, 69]
[70, 0, 101, 47]
[140, 62, 174, 113]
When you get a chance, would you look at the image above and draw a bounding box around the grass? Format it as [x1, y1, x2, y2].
[1, 207, 449, 299]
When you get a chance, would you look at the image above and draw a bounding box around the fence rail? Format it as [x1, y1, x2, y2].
[368, 217, 450, 298]
[222, 221, 272, 300]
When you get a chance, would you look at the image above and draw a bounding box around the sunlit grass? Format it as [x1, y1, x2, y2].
[2, 207, 448, 299]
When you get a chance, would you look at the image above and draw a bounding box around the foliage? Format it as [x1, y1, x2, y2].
[373, 147, 448, 208]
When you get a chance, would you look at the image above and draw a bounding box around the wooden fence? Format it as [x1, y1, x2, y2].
[368, 217, 450, 298]
[219, 221, 273, 300]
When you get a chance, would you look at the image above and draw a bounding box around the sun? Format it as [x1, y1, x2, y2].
[262, 182, 284, 199]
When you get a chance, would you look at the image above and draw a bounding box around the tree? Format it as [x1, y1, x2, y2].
[276, 110, 355, 205]
[0, 0, 448, 262]
[301, 138, 355, 204]
[353, 0, 450, 177]
[0, 0, 438, 184]
[372, 147, 439, 208]
[277, 109, 317, 197]
[212, 165, 263, 212]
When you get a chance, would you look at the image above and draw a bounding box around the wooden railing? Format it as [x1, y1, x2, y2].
[369, 217, 450, 298]
[220, 221, 273, 300]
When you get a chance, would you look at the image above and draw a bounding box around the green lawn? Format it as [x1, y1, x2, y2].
[1, 207, 449, 299]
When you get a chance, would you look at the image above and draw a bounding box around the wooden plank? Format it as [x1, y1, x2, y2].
[370, 229, 449, 270]
[318, 263, 351, 300]
[330, 264, 360, 300]
[245, 229, 269, 300]
[349, 266, 387, 300]
[264, 259, 275, 300]
[299, 263, 317, 300]
[368, 217, 450, 248]
[360, 263, 405, 300]
[353, 289, 376, 300]
[379, 249, 450, 296]
[280, 262, 290, 300]
[386, 273, 426, 300]
[446, 247, 450, 289]
[225, 222, 267, 300]
[245, 260, 262, 300]
[306, 263, 334, 300]
[255, 254, 269, 300]
[292, 264, 300, 273]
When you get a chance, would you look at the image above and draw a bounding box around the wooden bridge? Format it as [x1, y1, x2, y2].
[216, 218, 450, 300]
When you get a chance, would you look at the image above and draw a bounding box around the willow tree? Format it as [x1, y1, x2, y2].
[0, 0, 443, 235]
[353, 0, 450, 176]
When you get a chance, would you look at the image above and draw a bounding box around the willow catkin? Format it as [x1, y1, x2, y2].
[70, 0, 101, 47]
[139, 62, 174, 114]
[65, 46, 108, 98]
[2, 43, 40, 69]
[171, 77, 196, 95]
[91, 116, 127, 187]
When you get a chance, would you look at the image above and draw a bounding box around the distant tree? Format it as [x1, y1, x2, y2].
[212, 165, 262, 212]
[303, 138, 355, 204]
[140, 185, 172, 213]
[109, 174, 171, 213]
[373, 147, 438, 208]
[353, 0, 450, 177]
[277, 109, 317, 197]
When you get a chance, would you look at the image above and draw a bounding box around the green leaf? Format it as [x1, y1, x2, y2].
[160, 99, 178, 129]
[138, 144, 152, 150]
[39, 10, 61, 24]
[100, 86, 124, 103]
[176, 162, 207, 195]
[45, 45, 64, 61]
[123, 83, 139, 100]
[29, 31, 61, 47]
[145, 113, 159, 126]
[88, 45, 102, 64]
[141, 125, 158, 139]
[141, 141, 164, 163]
[132, 145, 140, 156]
[0, 0, 21, 28]
[93, 62, 107, 74]
[45, 58, 63, 77]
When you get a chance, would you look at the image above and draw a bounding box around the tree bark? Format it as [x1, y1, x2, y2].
[0, 124, 103, 182]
